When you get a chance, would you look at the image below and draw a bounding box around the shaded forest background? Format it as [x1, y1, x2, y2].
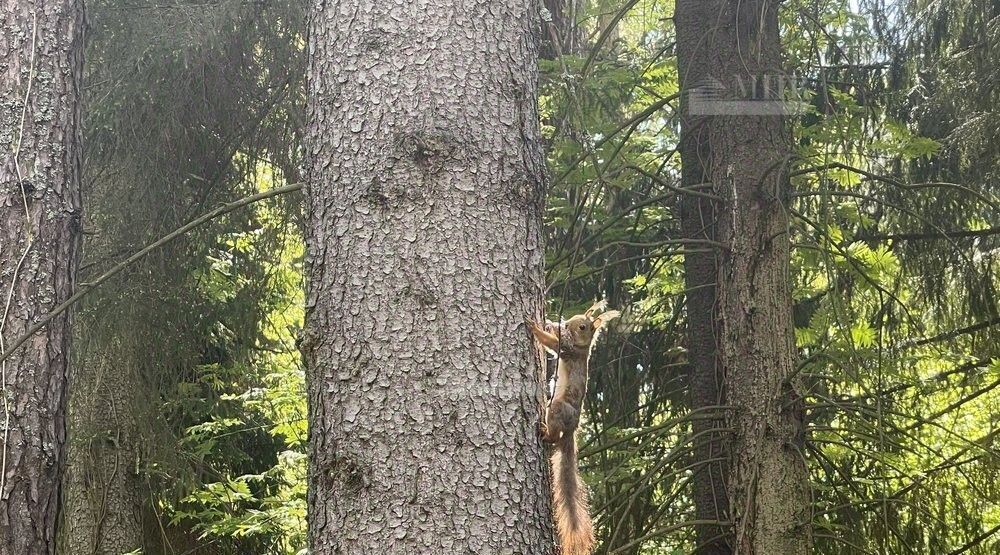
[62, 0, 998, 553]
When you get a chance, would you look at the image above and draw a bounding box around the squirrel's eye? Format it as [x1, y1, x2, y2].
[579, 324, 587, 331]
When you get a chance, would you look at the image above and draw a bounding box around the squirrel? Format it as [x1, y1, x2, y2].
[526, 301, 620, 555]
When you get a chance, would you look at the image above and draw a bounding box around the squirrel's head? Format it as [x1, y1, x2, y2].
[550, 301, 620, 353]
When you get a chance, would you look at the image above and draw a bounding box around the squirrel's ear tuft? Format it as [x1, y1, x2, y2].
[585, 299, 608, 318]
[594, 310, 621, 329]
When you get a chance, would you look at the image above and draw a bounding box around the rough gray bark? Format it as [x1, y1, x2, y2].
[0, 0, 84, 552]
[62, 350, 142, 554]
[676, 1, 812, 553]
[303, 0, 555, 553]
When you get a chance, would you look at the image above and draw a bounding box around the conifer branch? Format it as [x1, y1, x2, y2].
[0, 182, 303, 365]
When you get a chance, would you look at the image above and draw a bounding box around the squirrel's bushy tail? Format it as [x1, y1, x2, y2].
[552, 433, 594, 555]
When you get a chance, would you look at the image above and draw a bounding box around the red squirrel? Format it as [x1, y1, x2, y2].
[527, 301, 620, 555]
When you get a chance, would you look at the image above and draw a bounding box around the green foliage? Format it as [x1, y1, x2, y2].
[157, 174, 308, 554]
[76, 0, 306, 552]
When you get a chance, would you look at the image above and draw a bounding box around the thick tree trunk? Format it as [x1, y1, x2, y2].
[303, 0, 554, 553]
[0, 0, 84, 552]
[676, 1, 812, 554]
[62, 351, 143, 554]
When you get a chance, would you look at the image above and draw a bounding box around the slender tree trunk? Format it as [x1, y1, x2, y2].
[678, 137, 732, 554]
[676, 2, 731, 553]
[0, 0, 84, 552]
[541, 0, 578, 58]
[62, 350, 142, 554]
[676, 1, 811, 554]
[303, 0, 554, 553]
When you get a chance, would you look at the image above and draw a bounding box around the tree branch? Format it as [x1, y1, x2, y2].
[0, 182, 303, 365]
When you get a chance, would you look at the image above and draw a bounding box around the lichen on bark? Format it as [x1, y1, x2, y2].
[0, 0, 85, 552]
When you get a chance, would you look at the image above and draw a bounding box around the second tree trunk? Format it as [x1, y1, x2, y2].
[676, 1, 812, 553]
